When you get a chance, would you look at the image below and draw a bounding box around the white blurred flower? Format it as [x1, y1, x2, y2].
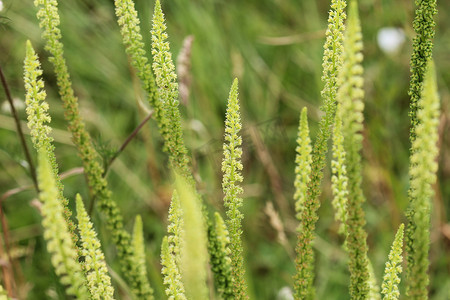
[277, 286, 294, 300]
[377, 27, 406, 55]
[2, 98, 25, 114]
[0, 1, 3, 12]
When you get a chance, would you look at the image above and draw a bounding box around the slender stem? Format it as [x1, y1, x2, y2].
[0, 66, 39, 192]
[87, 111, 153, 214]
[105, 111, 154, 175]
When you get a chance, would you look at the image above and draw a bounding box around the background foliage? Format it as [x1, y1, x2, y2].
[0, 0, 449, 299]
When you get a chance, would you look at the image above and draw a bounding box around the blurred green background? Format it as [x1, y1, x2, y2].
[0, 0, 449, 299]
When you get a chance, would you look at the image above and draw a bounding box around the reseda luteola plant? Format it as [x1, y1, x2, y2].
[335, 1, 370, 297]
[33, 0, 153, 297]
[10, 0, 440, 298]
[293, 0, 345, 297]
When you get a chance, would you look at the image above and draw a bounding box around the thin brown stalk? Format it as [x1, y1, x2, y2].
[0, 66, 38, 192]
[104, 111, 154, 175]
[89, 112, 153, 214]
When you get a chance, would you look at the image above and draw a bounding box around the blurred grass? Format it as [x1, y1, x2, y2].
[0, 0, 449, 299]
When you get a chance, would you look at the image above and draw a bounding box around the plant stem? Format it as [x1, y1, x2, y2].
[104, 111, 154, 175]
[0, 66, 38, 192]
[89, 111, 153, 214]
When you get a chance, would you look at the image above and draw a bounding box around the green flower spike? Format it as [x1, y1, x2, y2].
[405, 61, 440, 299]
[408, 0, 437, 140]
[381, 224, 405, 300]
[208, 212, 234, 299]
[331, 107, 349, 234]
[175, 175, 209, 300]
[37, 150, 90, 299]
[167, 191, 184, 265]
[76, 195, 115, 300]
[24, 40, 77, 244]
[222, 79, 248, 299]
[336, 1, 370, 298]
[293, 107, 312, 222]
[113, 0, 158, 117]
[34, 1, 152, 295]
[293, 0, 346, 297]
[161, 236, 187, 300]
[130, 215, 154, 298]
[161, 190, 186, 299]
[151, 0, 192, 183]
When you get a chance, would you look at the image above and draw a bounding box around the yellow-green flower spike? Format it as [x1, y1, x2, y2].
[24, 40, 51, 152]
[408, 0, 437, 141]
[208, 212, 234, 299]
[76, 195, 115, 300]
[167, 190, 183, 266]
[293, 107, 312, 222]
[381, 224, 405, 300]
[331, 107, 349, 234]
[34, 1, 151, 293]
[113, 0, 158, 118]
[175, 175, 209, 300]
[405, 61, 440, 299]
[34, 0, 99, 175]
[161, 236, 187, 300]
[37, 150, 90, 299]
[336, 1, 370, 298]
[130, 215, 154, 298]
[151, 0, 192, 183]
[161, 191, 186, 299]
[293, 0, 346, 297]
[222, 79, 248, 300]
[24, 40, 77, 244]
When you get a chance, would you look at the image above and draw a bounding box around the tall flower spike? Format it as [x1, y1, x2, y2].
[151, 0, 192, 183]
[175, 175, 209, 300]
[408, 0, 437, 140]
[130, 215, 154, 298]
[293, 107, 312, 222]
[336, 1, 370, 298]
[76, 195, 115, 300]
[24, 40, 52, 153]
[222, 79, 248, 299]
[34, 1, 152, 294]
[381, 224, 405, 300]
[405, 0, 438, 295]
[333, 108, 380, 299]
[161, 191, 186, 299]
[208, 212, 234, 299]
[23, 40, 77, 244]
[37, 150, 90, 299]
[160, 236, 187, 300]
[113, 0, 160, 125]
[331, 106, 349, 234]
[293, 0, 346, 298]
[405, 61, 440, 299]
[34, 0, 101, 181]
[167, 191, 184, 266]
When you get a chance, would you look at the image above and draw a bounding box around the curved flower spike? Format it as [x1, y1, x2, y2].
[405, 61, 440, 299]
[151, 0, 191, 183]
[222, 79, 248, 300]
[37, 150, 90, 299]
[382, 224, 405, 300]
[76, 195, 115, 300]
[294, 107, 312, 223]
